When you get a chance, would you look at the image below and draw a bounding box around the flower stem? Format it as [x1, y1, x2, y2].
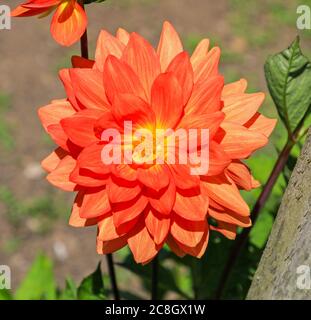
[151, 255, 159, 300]
[214, 131, 301, 299]
[79, 1, 89, 59]
[106, 253, 120, 300]
[79, 0, 89, 59]
[78, 1, 119, 301]
[80, 30, 89, 59]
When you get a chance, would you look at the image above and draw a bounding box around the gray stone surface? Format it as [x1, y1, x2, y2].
[247, 130, 311, 300]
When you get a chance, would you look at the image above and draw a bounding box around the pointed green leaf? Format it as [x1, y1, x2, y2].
[15, 254, 56, 300]
[77, 263, 105, 300]
[265, 37, 311, 134]
[58, 278, 78, 300]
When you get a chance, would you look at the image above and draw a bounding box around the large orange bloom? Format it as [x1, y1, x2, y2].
[38, 22, 276, 264]
[11, 0, 87, 46]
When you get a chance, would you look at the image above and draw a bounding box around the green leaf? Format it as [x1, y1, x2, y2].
[15, 254, 56, 300]
[58, 278, 78, 300]
[0, 289, 13, 300]
[265, 37, 311, 134]
[249, 210, 274, 249]
[77, 263, 105, 300]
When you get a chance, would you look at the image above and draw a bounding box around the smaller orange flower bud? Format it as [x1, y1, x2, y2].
[11, 0, 88, 46]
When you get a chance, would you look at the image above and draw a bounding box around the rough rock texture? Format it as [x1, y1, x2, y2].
[247, 130, 311, 300]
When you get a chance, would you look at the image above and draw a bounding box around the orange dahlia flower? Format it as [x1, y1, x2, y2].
[38, 22, 276, 264]
[11, 0, 87, 46]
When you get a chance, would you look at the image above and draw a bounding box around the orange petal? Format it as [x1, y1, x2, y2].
[59, 69, 81, 110]
[169, 164, 200, 191]
[166, 234, 186, 257]
[178, 111, 224, 140]
[222, 92, 265, 124]
[244, 113, 277, 138]
[50, 1, 87, 47]
[61, 110, 103, 147]
[95, 30, 125, 72]
[23, 1, 60, 9]
[69, 68, 111, 110]
[98, 214, 122, 241]
[70, 164, 108, 187]
[226, 160, 254, 191]
[147, 179, 176, 215]
[219, 121, 268, 159]
[103, 55, 146, 103]
[69, 192, 98, 227]
[77, 142, 111, 175]
[201, 174, 250, 216]
[251, 176, 261, 189]
[41, 147, 67, 172]
[111, 164, 138, 182]
[116, 28, 130, 45]
[166, 51, 194, 105]
[107, 178, 141, 203]
[137, 164, 170, 192]
[46, 124, 70, 151]
[185, 75, 224, 116]
[210, 221, 237, 240]
[157, 21, 183, 71]
[122, 33, 161, 101]
[113, 195, 148, 228]
[151, 72, 183, 129]
[173, 228, 209, 258]
[173, 192, 208, 221]
[112, 93, 155, 128]
[46, 155, 77, 191]
[205, 141, 231, 176]
[171, 214, 207, 247]
[71, 55, 95, 68]
[127, 223, 159, 264]
[193, 47, 220, 84]
[38, 100, 76, 151]
[11, 5, 48, 17]
[79, 188, 111, 219]
[222, 79, 247, 98]
[145, 210, 170, 245]
[97, 235, 128, 254]
[38, 101, 75, 131]
[94, 110, 121, 133]
[208, 206, 251, 228]
[190, 39, 210, 71]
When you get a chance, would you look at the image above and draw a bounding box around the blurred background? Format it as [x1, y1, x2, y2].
[0, 0, 311, 299]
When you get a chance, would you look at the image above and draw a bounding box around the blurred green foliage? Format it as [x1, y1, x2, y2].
[0, 186, 67, 232]
[0, 94, 14, 151]
[0, 255, 106, 300]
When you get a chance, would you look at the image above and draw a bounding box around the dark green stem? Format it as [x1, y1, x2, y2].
[151, 255, 159, 300]
[79, 1, 89, 59]
[106, 254, 120, 300]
